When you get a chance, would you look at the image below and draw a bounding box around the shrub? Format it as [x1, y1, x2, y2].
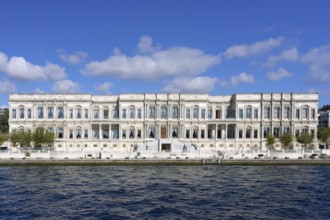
[285, 157, 290, 160]
[25, 151, 30, 157]
[273, 157, 278, 160]
[298, 157, 302, 159]
[64, 157, 69, 159]
[125, 157, 129, 159]
[258, 154, 264, 158]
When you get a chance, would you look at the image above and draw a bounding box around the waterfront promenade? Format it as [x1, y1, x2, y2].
[1, 149, 330, 165]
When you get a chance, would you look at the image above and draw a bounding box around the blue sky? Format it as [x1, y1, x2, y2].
[1, 0, 330, 107]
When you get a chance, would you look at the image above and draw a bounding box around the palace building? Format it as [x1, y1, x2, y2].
[8, 93, 319, 151]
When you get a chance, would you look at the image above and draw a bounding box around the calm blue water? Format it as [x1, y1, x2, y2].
[0, 165, 329, 220]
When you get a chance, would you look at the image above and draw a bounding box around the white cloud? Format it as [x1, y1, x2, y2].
[266, 68, 293, 81]
[265, 48, 299, 66]
[58, 50, 88, 64]
[82, 36, 221, 81]
[223, 37, 284, 59]
[0, 52, 66, 81]
[0, 81, 16, 93]
[220, 72, 255, 88]
[34, 88, 45, 93]
[301, 44, 330, 83]
[96, 82, 113, 94]
[231, 72, 255, 85]
[52, 80, 80, 93]
[137, 35, 158, 53]
[162, 76, 218, 93]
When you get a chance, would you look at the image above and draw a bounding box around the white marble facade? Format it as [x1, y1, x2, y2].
[9, 93, 319, 151]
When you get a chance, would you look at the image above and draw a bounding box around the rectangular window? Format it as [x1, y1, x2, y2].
[149, 127, 156, 138]
[283, 127, 290, 133]
[274, 107, 280, 119]
[94, 109, 99, 119]
[185, 129, 190, 138]
[69, 109, 73, 119]
[57, 127, 64, 139]
[263, 127, 270, 138]
[312, 109, 316, 119]
[186, 109, 190, 119]
[19, 108, 24, 119]
[239, 129, 243, 138]
[58, 107, 64, 119]
[138, 109, 142, 119]
[37, 107, 44, 119]
[137, 129, 141, 138]
[161, 107, 167, 119]
[76, 129, 82, 139]
[122, 109, 126, 119]
[295, 129, 300, 138]
[246, 129, 251, 138]
[69, 129, 73, 139]
[27, 109, 31, 119]
[172, 106, 178, 119]
[246, 108, 251, 119]
[12, 109, 16, 119]
[254, 129, 258, 138]
[302, 108, 308, 119]
[48, 107, 53, 119]
[201, 129, 205, 139]
[129, 108, 135, 119]
[201, 109, 205, 119]
[122, 129, 126, 139]
[193, 108, 199, 119]
[284, 107, 290, 119]
[77, 109, 81, 119]
[254, 109, 258, 119]
[208, 109, 212, 119]
[264, 107, 270, 119]
[273, 127, 280, 138]
[296, 109, 300, 119]
[84, 109, 88, 119]
[104, 109, 109, 119]
[226, 109, 235, 119]
[239, 109, 243, 119]
[172, 127, 178, 138]
[149, 106, 155, 119]
[113, 109, 118, 119]
[93, 129, 99, 139]
[216, 110, 221, 119]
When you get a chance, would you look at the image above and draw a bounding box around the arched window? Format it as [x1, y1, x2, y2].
[193, 126, 198, 139]
[193, 106, 199, 119]
[245, 106, 252, 119]
[302, 105, 309, 119]
[129, 127, 135, 139]
[76, 106, 82, 119]
[19, 105, 24, 119]
[129, 106, 135, 119]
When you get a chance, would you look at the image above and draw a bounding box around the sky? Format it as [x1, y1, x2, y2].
[1, 0, 330, 107]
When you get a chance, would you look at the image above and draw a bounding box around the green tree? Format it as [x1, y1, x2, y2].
[44, 131, 55, 149]
[9, 132, 21, 148]
[0, 110, 9, 133]
[32, 127, 45, 149]
[0, 133, 8, 146]
[266, 134, 276, 150]
[297, 132, 313, 149]
[319, 104, 330, 112]
[317, 127, 330, 148]
[19, 131, 32, 149]
[280, 132, 293, 150]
